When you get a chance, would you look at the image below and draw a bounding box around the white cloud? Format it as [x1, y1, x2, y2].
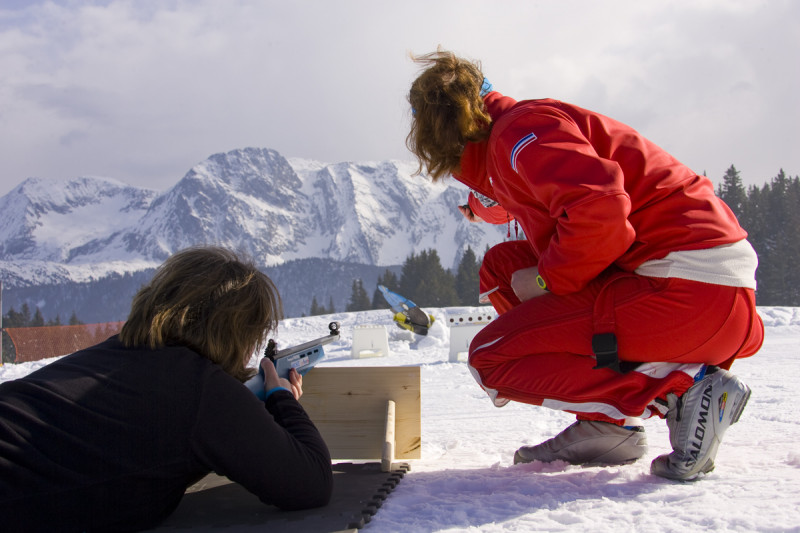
[0, 0, 797, 194]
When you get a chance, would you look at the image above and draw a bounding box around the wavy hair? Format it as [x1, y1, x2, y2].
[406, 49, 493, 181]
[119, 246, 282, 382]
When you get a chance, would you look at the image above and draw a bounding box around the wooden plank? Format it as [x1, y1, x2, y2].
[299, 367, 421, 461]
[382, 400, 396, 472]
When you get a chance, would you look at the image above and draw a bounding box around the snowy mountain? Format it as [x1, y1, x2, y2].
[0, 148, 507, 320]
[0, 177, 158, 283]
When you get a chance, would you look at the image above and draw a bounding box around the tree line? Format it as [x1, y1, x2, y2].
[2, 303, 84, 329]
[308, 246, 483, 315]
[4, 164, 798, 332]
[715, 166, 800, 306]
[320, 165, 800, 315]
[1, 304, 85, 363]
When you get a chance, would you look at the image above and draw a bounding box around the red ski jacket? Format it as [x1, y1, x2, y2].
[455, 91, 747, 295]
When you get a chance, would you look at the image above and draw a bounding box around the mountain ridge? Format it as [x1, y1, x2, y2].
[0, 147, 508, 319]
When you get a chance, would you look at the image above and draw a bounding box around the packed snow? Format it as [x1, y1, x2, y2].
[2, 306, 798, 532]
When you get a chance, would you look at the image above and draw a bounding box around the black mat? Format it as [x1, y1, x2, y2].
[150, 462, 410, 532]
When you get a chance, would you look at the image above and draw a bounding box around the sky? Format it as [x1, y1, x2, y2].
[0, 0, 798, 197]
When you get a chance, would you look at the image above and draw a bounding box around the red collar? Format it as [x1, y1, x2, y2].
[453, 91, 518, 195]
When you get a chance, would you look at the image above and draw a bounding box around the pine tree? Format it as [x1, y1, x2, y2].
[19, 303, 31, 326]
[398, 251, 422, 300]
[309, 296, 324, 316]
[372, 269, 400, 309]
[309, 295, 337, 315]
[346, 279, 372, 312]
[455, 246, 481, 305]
[717, 165, 747, 219]
[1, 332, 14, 364]
[68, 311, 83, 326]
[752, 170, 800, 305]
[399, 249, 459, 307]
[1, 308, 16, 362]
[31, 308, 45, 327]
[4, 307, 26, 328]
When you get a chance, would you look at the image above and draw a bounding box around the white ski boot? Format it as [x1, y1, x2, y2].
[514, 420, 648, 466]
[651, 366, 751, 481]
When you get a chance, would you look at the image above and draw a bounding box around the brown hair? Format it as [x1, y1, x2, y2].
[119, 246, 283, 382]
[406, 49, 493, 181]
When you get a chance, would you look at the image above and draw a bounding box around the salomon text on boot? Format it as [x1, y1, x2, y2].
[651, 366, 751, 481]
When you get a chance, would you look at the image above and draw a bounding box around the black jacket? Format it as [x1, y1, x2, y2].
[0, 336, 332, 532]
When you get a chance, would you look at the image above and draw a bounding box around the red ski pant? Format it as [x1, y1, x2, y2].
[468, 240, 764, 424]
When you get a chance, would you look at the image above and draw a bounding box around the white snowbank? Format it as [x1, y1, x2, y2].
[2, 306, 798, 532]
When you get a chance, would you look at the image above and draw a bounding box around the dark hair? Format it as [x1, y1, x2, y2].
[119, 246, 283, 381]
[406, 49, 493, 181]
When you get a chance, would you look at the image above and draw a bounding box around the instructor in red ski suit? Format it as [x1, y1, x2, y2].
[407, 50, 763, 481]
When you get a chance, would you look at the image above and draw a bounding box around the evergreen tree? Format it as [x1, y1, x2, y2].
[31, 308, 45, 327]
[4, 307, 26, 328]
[454, 246, 481, 305]
[346, 279, 372, 312]
[1, 332, 14, 364]
[19, 303, 31, 326]
[309, 296, 324, 316]
[399, 249, 459, 307]
[2, 307, 23, 363]
[372, 269, 400, 309]
[717, 165, 747, 218]
[398, 252, 422, 300]
[309, 295, 337, 315]
[328, 296, 336, 314]
[68, 311, 83, 326]
[751, 170, 800, 305]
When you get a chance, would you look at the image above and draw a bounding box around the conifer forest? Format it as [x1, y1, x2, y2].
[343, 166, 800, 313]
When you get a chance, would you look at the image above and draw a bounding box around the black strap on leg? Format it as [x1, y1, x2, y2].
[592, 333, 620, 372]
[592, 332, 641, 374]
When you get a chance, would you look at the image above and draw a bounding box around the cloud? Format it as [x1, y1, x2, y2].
[0, 0, 797, 195]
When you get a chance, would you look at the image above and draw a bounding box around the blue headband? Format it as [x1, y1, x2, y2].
[480, 77, 493, 97]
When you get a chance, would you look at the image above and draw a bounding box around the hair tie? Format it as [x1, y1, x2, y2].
[480, 77, 493, 97]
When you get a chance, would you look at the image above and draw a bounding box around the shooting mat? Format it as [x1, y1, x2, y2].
[148, 462, 410, 532]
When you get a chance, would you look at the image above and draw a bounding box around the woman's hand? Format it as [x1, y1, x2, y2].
[260, 359, 304, 400]
[511, 266, 548, 302]
[458, 204, 483, 223]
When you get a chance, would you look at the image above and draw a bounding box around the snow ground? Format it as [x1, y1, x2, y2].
[2, 306, 799, 532]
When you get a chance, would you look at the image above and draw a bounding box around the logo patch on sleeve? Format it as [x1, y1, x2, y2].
[510, 132, 537, 172]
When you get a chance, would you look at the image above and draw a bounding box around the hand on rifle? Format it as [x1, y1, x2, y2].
[260, 358, 303, 400]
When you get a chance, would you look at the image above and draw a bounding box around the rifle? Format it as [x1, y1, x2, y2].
[245, 321, 340, 400]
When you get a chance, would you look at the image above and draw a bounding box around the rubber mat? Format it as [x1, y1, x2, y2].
[150, 462, 410, 532]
